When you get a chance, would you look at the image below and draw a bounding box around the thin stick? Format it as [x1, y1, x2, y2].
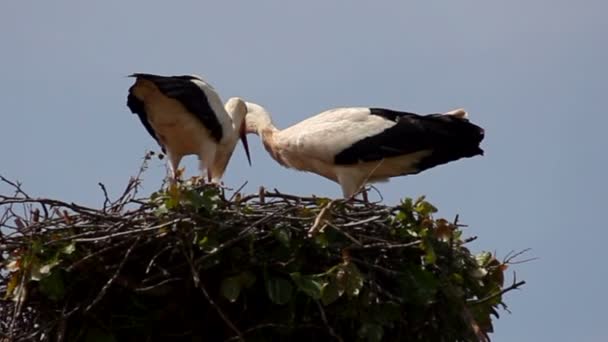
[316, 300, 344, 342]
[470, 272, 526, 306]
[98, 182, 111, 211]
[85, 237, 140, 312]
[183, 244, 243, 341]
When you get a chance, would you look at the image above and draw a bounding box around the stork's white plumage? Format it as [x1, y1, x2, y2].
[241, 101, 484, 198]
[126, 74, 251, 182]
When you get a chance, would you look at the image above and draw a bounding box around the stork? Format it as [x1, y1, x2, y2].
[240, 100, 484, 198]
[126, 73, 251, 183]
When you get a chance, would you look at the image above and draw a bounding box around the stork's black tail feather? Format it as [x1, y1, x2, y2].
[335, 108, 485, 172]
[407, 112, 485, 172]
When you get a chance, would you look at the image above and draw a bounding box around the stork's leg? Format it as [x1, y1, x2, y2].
[198, 144, 217, 185]
[336, 168, 364, 201]
[361, 188, 369, 202]
[166, 152, 183, 184]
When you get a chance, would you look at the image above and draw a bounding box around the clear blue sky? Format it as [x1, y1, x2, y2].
[1, 1, 606, 340]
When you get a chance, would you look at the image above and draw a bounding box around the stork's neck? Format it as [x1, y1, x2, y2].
[259, 122, 278, 140]
[245, 102, 279, 137]
[244, 102, 287, 165]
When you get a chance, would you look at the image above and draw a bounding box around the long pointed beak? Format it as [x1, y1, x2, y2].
[240, 120, 252, 166]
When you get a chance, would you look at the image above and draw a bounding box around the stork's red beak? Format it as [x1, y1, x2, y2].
[240, 120, 252, 166]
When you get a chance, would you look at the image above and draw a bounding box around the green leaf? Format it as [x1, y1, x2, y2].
[290, 272, 324, 300]
[184, 189, 206, 210]
[414, 197, 438, 216]
[476, 251, 492, 267]
[164, 189, 180, 209]
[399, 267, 438, 304]
[420, 236, 437, 265]
[297, 206, 314, 217]
[452, 273, 464, 285]
[238, 271, 256, 288]
[343, 263, 364, 297]
[469, 267, 488, 279]
[31, 259, 59, 281]
[197, 187, 220, 211]
[220, 276, 242, 303]
[28, 257, 42, 281]
[165, 198, 180, 210]
[39, 269, 65, 301]
[393, 210, 407, 223]
[31, 240, 43, 255]
[61, 243, 76, 255]
[314, 232, 329, 248]
[321, 280, 341, 305]
[197, 235, 219, 253]
[4, 272, 20, 300]
[154, 204, 169, 216]
[315, 197, 331, 207]
[423, 242, 437, 265]
[265, 276, 293, 305]
[358, 323, 384, 342]
[273, 228, 292, 248]
[400, 198, 414, 212]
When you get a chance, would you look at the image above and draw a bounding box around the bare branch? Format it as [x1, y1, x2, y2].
[316, 300, 344, 342]
[85, 237, 140, 312]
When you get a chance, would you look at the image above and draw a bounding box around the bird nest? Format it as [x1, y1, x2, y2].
[0, 162, 526, 342]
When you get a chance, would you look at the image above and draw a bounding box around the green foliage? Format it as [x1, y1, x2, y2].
[1, 183, 524, 341]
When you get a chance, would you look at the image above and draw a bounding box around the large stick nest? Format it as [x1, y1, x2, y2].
[0, 162, 526, 342]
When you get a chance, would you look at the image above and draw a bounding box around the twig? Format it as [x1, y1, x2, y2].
[367, 185, 384, 204]
[66, 239, 134, 272]
[228, 181, 248, 202]
[135, 277, 182, 293]
[0, 175, 30, 199]
[308, 200, 336, 237]
[463, 236, 478, 244]
[348, 159, 385, 202]
[350, 257, 401, 276]
[348, 240, 422, 251]
[236, 207, 293, 237]
[324, 221, 362, 246]
[145, 245, 173, 274]
[470, 272, 526, 306]
[98, 182, 111, 211]
[7, 256, 29, 340]
[73, 218, 184, 242]
[85, 237, 140, 312]
[503, 248, 536, 265]
[461, 305, 490, 342]
[183, 243, 243, 341]
[316, 300, 344, 342]
[341, 215, 382, 227]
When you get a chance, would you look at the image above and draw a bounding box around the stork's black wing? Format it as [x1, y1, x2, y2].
[128, 73, 223, 141]
[126, 89, 165, 152]
[334, 108, 485, 172]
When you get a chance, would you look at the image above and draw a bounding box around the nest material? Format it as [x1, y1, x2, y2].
[0, 171, 526, 342]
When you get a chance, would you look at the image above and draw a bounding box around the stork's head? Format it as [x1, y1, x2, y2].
[242, 101, 274, 135]
[225, 97, 252, 166]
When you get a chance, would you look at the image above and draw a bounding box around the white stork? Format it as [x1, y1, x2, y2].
[126, 73, 251, 183]
[240, 100, 484, 198]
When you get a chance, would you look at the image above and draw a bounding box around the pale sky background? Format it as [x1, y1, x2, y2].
[1, 1, 607, 341]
